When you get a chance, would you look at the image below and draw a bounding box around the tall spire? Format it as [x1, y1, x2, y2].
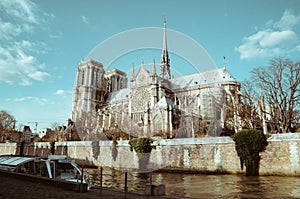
[131, 62, 135, 81]
[160, 17, 171, 79]
[141, 58, 144, 68]
[152, 58, 157, 76]
[163, 16, 168, 52]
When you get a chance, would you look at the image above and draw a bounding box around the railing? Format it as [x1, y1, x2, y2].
[84, 167, 154, 198]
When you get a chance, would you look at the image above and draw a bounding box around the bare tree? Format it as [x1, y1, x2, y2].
[50, 122, 60, 130]
[239, 80, 262, 130]
[0, 110, 16, 131]
[251, 58, 300, 133]
[0, 110, 16, 142]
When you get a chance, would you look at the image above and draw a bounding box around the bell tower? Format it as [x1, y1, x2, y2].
[72, 59, 106, 122]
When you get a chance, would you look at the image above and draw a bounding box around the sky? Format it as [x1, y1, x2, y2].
[0, 0, 299, 132]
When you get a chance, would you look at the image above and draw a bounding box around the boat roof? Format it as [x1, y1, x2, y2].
[0, 156, 36, 167]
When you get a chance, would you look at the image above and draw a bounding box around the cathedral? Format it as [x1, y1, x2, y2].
[71, 21, 241, 140]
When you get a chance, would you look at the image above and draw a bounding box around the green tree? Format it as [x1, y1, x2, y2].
[129, 137, 155, 172]
[233, 129, 268, 176]
[129, 137, 154, 153]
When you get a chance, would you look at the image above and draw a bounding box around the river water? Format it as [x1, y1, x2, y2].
[86, 168, 300, 198]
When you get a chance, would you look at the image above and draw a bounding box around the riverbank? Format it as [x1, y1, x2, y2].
[1, 133, 300, 176]
[0, 172, 186, 199]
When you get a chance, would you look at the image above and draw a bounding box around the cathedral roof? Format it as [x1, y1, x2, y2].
[105, 68, 127, 76]
[170, 67, 237, 90]
[135, 65, 150, 77]
[104, 67, 238, 103]
[105, 88, 130, 102]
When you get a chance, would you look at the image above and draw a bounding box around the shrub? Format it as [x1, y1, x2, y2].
[128, 137, 155, 153]
[233, 129, 268, 176]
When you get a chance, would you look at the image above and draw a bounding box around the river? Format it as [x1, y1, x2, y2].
[86, 168, 300, 198]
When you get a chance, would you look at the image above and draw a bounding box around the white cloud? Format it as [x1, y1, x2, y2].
[81, 15, 89, 24]
[274, 9, 300, 30]
[6, 96, 49, 105]
[49, 31, 63, 39]
[0, 0, 41, 41]
[28, 71, 50, 81]
[0, 0, 38, 24]
[259, 30, 297, 48]
[0, 0, 38, 39]
[0, 43, 50, 85]
[54, 89, 72, 96]
[0, 0, 51, 85]
[0, 20, 21, 40]
[235, 9, 300, 60]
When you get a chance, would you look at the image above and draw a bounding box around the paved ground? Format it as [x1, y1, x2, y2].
[0, 174, 186, 199]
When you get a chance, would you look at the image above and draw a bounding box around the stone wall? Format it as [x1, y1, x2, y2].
[0, 142, 17, 155]
[260, 133, 300, 176]
[1, 133, 300, 176]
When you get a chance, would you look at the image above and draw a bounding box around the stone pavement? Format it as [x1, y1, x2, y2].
[0, 173, 187, 199]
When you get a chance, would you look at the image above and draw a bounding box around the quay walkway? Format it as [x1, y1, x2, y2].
[0, 172, 186, 199]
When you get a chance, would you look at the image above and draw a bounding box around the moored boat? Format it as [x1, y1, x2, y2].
[0, 155, 90, 190]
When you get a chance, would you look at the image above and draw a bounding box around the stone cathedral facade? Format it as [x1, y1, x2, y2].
[72, 21, 241, 140]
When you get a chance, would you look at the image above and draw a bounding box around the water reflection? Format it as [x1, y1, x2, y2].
[236, 176, 265, 198]
[86, 168, 300, 198]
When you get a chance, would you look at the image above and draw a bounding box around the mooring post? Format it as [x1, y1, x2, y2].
[80, 167, 84, 192]
[149, 171, 153, 196]
[100, 166, 103, 195]
[124, 171, 128, 199]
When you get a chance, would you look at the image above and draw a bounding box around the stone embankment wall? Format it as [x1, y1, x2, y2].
[0, 142, 17, 155]
[1, 133, 300, 176]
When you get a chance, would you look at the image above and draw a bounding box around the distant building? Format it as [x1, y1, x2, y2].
[72, 21, 241, 140]
[38, 131, 46, 139]
[23, 125, 32, 143]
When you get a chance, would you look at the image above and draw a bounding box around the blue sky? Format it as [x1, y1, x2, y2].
[0, 0, 299, 132]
